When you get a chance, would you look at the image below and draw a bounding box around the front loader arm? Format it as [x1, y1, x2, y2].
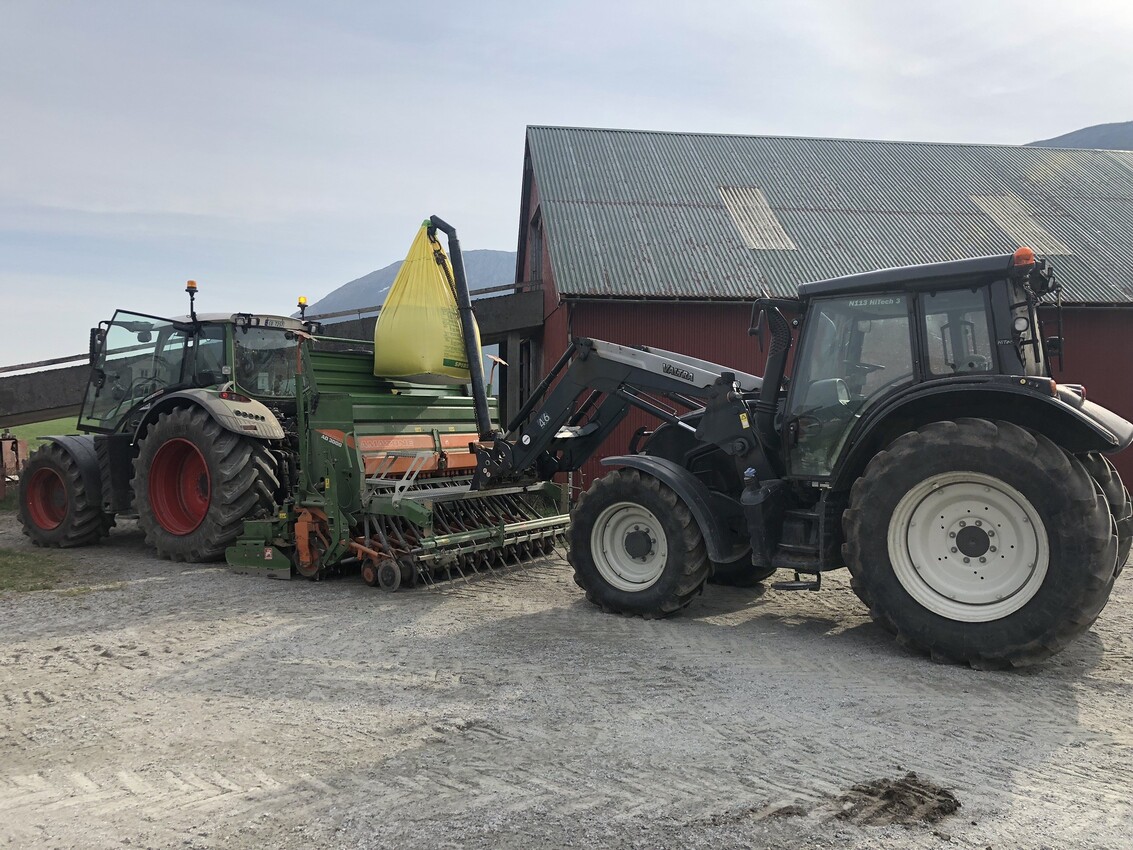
[472, 337, 759, 488]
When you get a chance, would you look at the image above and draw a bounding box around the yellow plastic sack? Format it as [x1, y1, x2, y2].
[373, 222, 482, 384]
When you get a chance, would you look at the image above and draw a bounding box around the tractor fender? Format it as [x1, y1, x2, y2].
[831, 382, 1133, 491]
[601, 454, 740, 563]
[42, 435, 102, 504]
[134, 389, 285, 443]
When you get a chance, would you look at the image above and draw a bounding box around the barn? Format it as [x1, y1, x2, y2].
[503, 125, 1133, 484]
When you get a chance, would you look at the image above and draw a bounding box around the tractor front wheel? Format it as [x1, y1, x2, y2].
[569, 468, 711, 617]
[843, 418, 1116, 668]
[19, 441, 112, 548]
[134, 407, 279, 562]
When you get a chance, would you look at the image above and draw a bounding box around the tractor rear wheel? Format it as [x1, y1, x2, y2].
[569, 468, 711, 617]
[134, 407, 279, 562]
[843, 418, 1116, 668]
[1079, 452, 1131, 577]
[18, 441, 112, 548]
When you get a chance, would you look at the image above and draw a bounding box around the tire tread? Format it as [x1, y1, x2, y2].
[843, 418, 1115, 668]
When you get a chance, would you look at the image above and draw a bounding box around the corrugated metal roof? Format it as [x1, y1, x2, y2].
[526, 126, 1133, 304]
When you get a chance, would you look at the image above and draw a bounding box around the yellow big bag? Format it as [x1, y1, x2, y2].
[373, 222, 482, 384]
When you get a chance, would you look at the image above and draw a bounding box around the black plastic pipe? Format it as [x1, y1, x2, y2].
[755, 307, 791, 452]
[428, 215, 493, 440]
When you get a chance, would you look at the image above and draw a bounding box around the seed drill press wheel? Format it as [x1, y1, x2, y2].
[377, 559, 402, 592]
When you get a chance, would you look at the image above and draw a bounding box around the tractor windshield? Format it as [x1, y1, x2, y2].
[786, 295, 915, 478]
[79, 311, 188, 433]
[233, 326, 300, 399]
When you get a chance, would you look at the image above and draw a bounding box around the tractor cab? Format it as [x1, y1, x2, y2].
[79, 308, 309, 435]
[783, 250, 1061, 479]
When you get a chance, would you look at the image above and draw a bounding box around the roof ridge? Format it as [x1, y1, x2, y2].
[525, 124, 1133, 154]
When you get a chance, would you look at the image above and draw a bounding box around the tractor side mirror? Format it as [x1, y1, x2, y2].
[1045, 336, 1063, 357]
[749, 304, 767, 353]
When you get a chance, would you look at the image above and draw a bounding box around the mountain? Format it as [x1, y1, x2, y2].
[307, 250, 517, 317]
[1027, 120, 1133, 150]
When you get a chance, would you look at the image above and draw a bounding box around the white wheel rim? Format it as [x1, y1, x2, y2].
[888, 471, 1049, 622]
[591, 501, 668, 592]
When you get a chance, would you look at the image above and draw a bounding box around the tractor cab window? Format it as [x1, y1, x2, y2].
[786, 294, 914, 478]
[79, 311, 186, 432]
[190, 324, 228, 386]
[234, 326, 299, 399]
[922, 288, 994, 376]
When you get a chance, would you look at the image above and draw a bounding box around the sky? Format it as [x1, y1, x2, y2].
[3, 0, 1133, 366]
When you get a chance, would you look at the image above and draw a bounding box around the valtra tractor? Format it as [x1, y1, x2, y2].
[18, 217, 569, 586]
[470, 247, 1133, 667]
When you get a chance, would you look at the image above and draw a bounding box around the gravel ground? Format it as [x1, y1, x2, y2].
[2, 512, 1132, 850]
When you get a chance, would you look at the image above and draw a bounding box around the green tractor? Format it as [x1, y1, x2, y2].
[19, 291, 296, 560]
[19, 218, 569, 583]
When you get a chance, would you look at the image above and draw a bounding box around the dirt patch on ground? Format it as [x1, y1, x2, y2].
[834, 772, 960, 825]
[2, 513, 1133, 849]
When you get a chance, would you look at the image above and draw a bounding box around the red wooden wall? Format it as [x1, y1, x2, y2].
[1055, 309, 1133, 483]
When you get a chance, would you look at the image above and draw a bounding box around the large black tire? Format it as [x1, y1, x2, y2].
[709, 554, 777, 587]
[843, 419, 1116, 669]
[134, 407, 279, 562]
[1079, 452, 1131, 577]
[18, 441, 112, 548]
[569, 468, 711, 617]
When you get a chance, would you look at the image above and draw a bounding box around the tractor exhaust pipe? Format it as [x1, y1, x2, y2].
[754, 307, 792, 452]
[428, 215, 494, 440]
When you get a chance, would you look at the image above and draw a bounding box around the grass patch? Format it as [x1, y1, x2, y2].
[7, 416, 79, 450]
[0, 547, 73, 592]
[0, 488, 17, 512]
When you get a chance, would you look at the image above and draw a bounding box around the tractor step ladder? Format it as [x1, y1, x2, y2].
[772, 571, 822, 592]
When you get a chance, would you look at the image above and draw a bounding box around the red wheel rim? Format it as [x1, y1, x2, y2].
[26, 467, 68, 530]
[149, 438, 211, 535]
